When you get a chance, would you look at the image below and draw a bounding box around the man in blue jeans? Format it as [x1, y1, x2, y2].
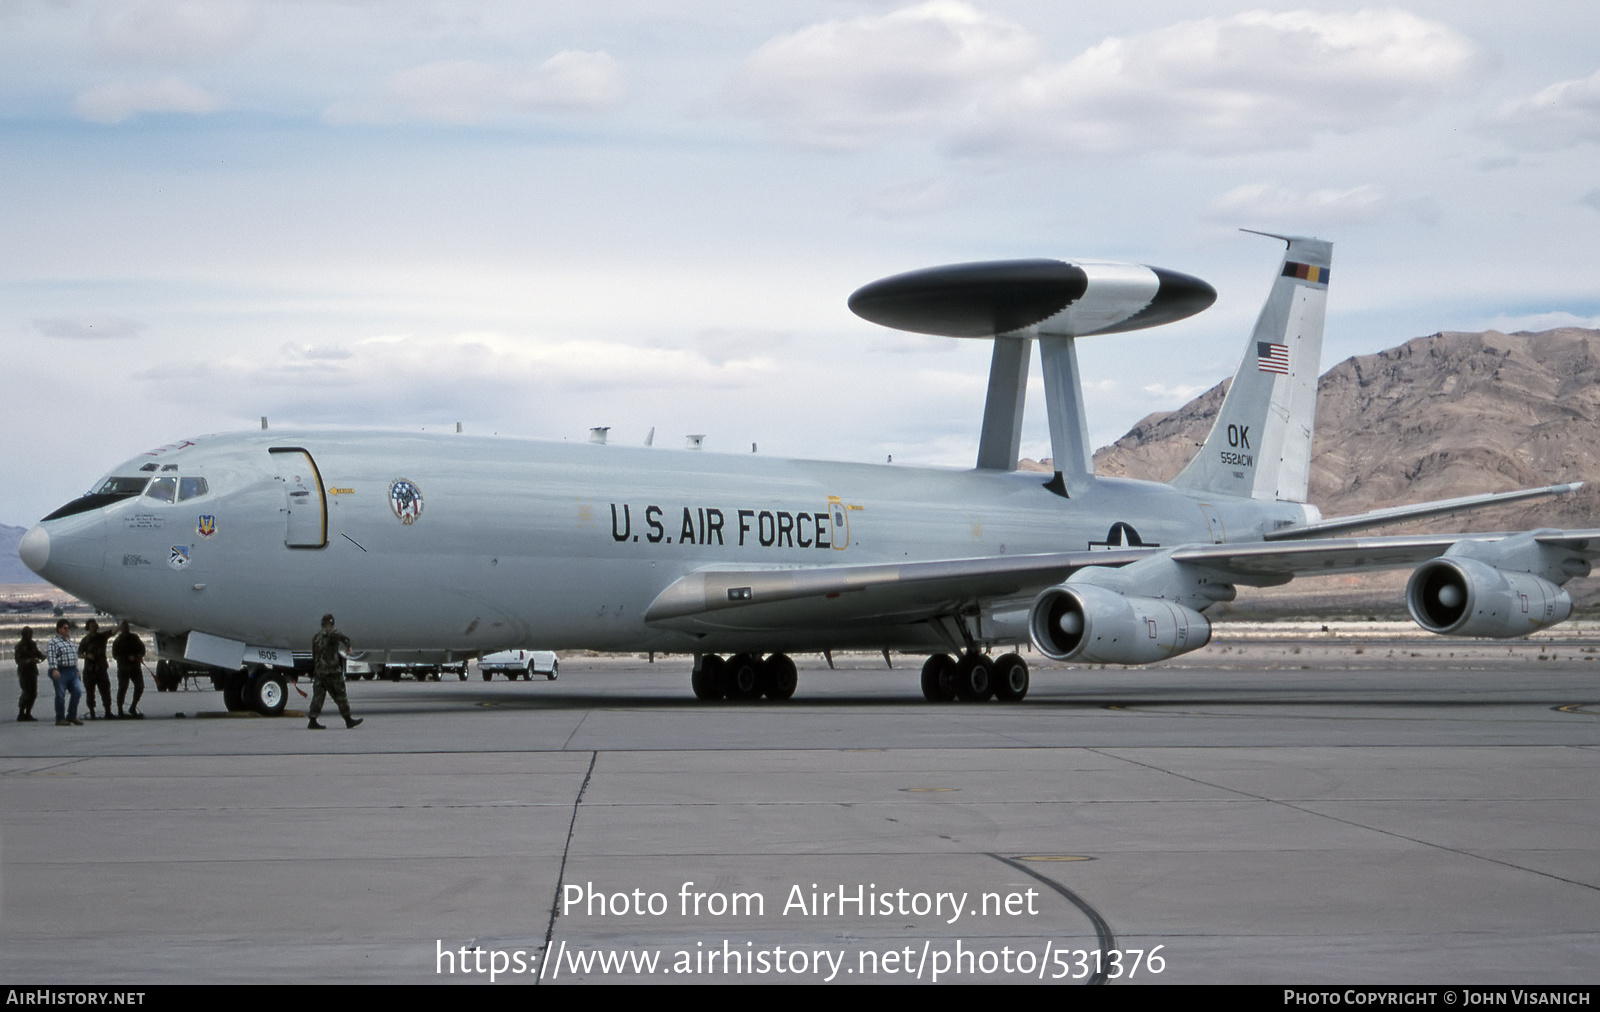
[46, 619, 83, 727]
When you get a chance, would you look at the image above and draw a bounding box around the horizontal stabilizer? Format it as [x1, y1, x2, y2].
[1263, 483, 1583, 541]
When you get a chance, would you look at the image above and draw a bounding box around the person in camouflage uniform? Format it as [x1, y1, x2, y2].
[308, 613, 362, 730]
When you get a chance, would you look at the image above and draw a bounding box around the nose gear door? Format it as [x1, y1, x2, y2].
[268, 447, 328, 548]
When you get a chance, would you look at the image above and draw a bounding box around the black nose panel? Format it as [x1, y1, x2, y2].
[848, 259, 1089, 338]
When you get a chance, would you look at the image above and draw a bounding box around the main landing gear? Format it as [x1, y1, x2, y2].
[919, 651, 1029, 702]
[691, 653, 799, 702]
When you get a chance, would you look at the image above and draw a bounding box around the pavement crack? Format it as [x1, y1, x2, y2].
[538, 749, 597, 984]
[989, 853, 1117, 985]
[560, 711, 592, 751]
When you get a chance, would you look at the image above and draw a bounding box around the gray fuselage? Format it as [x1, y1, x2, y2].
[29, 430, 1314, 658]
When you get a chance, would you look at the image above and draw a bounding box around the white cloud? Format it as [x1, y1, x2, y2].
[97, 0, 258, 64]
[1140, 382, 1211, 401]
[33, 316, 143, 339]
[144, 331, 780, 424]
[1490, 66, 1600, 149]
[694, 328, 789, 366]
[734, 5, 1485, 156]
[730, 1, 1038, 150]
[964, 8, 1485, 155]
[73, 76, 226, 123]
[1475, 310, 1600, 334]
[1206, 182, 1392, 227]
[332, 51, 626, 125]
[854, 179, 957, 219]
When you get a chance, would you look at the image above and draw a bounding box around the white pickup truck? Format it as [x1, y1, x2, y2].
[478, 650, 559, 681]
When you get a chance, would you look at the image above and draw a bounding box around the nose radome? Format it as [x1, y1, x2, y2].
[19, 526, 50, 575]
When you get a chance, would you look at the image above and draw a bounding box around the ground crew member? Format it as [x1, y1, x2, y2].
[308, 613, 362, 730]
[14, 627, 44, 722]
[79, 619, 113, 720]
[113, 621, 146, 719]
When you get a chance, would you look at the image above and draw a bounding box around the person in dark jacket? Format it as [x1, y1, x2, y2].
[78, 619, 113, 720]
[13, 627, 44, 722]
[112, 621, 146, 719]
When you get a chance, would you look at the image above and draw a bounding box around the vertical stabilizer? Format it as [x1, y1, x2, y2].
[1170, 233, 1331, 503]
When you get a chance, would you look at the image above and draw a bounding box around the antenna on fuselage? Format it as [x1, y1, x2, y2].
[846, 257, 1216, 496]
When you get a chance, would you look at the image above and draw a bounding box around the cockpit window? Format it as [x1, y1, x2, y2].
[139, 463, 159, 472]
[161, 464, 178, 471]
[178, 477, 209, 501]
[96, 477, 149, 495]
[144, 477, 178, 503]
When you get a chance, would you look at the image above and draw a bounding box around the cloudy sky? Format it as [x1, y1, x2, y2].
[5, 1, 1600, 527]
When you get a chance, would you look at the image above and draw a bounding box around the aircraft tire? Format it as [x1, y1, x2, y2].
[691, 655, 726, 700]
[762, 653, 798, 701]
[482, 670, 493, 681]
[953, 654, 994, 702]
[991, 653, 1030, 702]
[920, 654, 956, 702]
[250, 670, 289, 716]
[222, 669, 248, 711]
[725, 653, 763, 701]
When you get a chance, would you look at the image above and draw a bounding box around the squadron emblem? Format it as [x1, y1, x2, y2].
[168, 545, 191, 570]
[389, 479, 424, 525]
[196, 515, 217, 539]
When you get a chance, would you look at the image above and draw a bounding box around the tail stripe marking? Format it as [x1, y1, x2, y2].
[1282, 262, 1329, 285]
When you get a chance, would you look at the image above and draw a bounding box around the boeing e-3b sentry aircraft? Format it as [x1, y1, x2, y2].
[19, 234, 1595, 714]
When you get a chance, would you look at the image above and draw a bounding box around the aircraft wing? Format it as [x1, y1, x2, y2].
[644, 529, 1600, 632]
[642, 547, 1151, 629]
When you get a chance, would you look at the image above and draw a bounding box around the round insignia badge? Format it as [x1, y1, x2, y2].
[389, 479, 424, 525]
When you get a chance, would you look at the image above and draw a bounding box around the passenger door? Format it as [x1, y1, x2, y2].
[269, 447, 327, 548]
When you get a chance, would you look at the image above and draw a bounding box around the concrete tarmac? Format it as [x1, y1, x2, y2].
[1, 645, 1597, 985]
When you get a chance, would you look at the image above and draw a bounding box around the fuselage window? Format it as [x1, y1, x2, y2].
[144, 477, 178, 503]
[178, 477, 209, 501]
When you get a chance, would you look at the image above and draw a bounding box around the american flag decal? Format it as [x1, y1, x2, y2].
[1257, 341, 1290, 375]
[1282, 261, 1329, 284]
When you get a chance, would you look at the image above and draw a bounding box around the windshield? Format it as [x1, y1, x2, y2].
[144, 477, 178, 503]
[95, 476, 149, 495]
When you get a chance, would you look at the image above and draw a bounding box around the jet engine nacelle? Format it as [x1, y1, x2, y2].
[1406, 556, 1572, 637]
[1028, 583, 1211, 665]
